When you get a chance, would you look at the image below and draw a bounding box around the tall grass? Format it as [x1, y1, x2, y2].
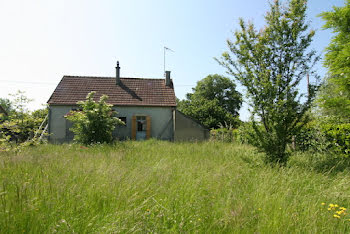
[1, 140, 350, 233]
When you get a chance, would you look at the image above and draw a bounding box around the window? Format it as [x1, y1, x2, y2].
[119, 117, 127, 126]
[137, 116, 146, 131]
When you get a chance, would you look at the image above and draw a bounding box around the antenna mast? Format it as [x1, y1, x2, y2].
[164, 46, 174, 77]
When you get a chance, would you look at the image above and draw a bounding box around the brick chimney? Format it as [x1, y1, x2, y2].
[165, 71, 171, 86]
[116, 61, 121, 85]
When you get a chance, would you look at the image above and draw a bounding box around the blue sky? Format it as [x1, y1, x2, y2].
[0, 0, 345, 120]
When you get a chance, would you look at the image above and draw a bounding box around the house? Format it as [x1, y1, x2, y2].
[47, 62, 209, 142]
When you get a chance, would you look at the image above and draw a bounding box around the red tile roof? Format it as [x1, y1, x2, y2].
[47, 76, 176, 107]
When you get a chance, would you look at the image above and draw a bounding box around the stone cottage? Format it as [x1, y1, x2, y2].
[47, 62, 209, 142]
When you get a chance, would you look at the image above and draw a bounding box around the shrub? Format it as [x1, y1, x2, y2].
[210, 122, 259, 145]
[210, 128, 235, 142]
[0, 91, 47, 144]
[293, 121, 350, 157]
[235, 122, 257, 145]
[322, 123, 350, 157]
[294, 121, 329, 152]
[65, 92, 124, 145]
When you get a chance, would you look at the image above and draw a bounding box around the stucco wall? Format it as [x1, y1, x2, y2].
[48, 105, 75, 143]
[174, 110, 209, 141]
[112, 106, 174, 141]
[48, 105, 174, 143]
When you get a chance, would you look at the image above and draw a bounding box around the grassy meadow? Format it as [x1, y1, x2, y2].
[1, 140, 350, 233]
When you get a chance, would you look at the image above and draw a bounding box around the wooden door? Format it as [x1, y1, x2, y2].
[131, 116, 136, 140]
[146, 116, 151, 139]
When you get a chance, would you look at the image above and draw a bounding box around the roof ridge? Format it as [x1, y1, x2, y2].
[63, 75, 166, 80]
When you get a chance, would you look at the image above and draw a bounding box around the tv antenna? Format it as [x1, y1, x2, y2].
[164, 46, 174, 77]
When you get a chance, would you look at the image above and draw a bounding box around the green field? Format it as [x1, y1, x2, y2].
[1, 140, 350, 233]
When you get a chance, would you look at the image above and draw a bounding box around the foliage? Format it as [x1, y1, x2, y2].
[32, 108, 48, 120]
[65, 91, 124, 145]
[317, 1, 350, 121]
[9, 90, 33, 119]
[177, 74, 242, 129]
[317, 77, 350, 121]
[178, 98, 240, 129]
[322, 123, 350, 157]
[293, 120, 329, 152]
[210, 123, 236, 142]
[291, 118, 349, 158]
[217, 0, 319, 164]
[0, 91, 47, 145]
[0, 135, 11, 152]
[2, 141, 350, 232]
[0, 113, 5, 123]
[0, 98, 13, 120]
[2, 114, 37, 143]
[188, 74, 242, 116]
[235, 121, 259, 145]
[211, 128, 235, 142]
[210, 121, 257, 145]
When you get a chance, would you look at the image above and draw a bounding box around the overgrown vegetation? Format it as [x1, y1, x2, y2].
[294, 0, 350, 159]
[211, 119, 350, 158]
[0, 91, 48, 152]
[322, 123, 350, 157]
[210, 121, 259, 146]
[0, 1, 349, 233]
[1, 141, 350, 233]
[217, 0, 320, 164]
[317, 0, 350, 121]
[65, 91, 124, 145]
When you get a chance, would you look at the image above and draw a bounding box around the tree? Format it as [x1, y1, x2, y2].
[177, 74, 242, 129]
[318, 0, 350, 122]
[0, 98, 13, 116]
[65, 91, 124, 145]
[0, 91, 47, 143]
[217, 0, 319, 164]
[9, 90, 33, 119]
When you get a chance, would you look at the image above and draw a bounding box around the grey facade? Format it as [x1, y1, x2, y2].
[112, 106, 174, 141]
[174, 110, 209, 141]
[48, 105, 175, 143]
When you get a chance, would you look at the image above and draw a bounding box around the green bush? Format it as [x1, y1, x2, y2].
[210, 128, 235, 142]
[293, 121, 350, 157]
[235, 122, 257, 145]
[322, 123, 350, 157]
[65, 92, 124, 145]
[294, 121, 329, 152]
[0, 91, 48, 144]
[210, 122, 258, 144]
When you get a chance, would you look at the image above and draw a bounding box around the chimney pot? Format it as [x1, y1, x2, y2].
[116, 61, 120, 85]
[165, 71, 171, 86]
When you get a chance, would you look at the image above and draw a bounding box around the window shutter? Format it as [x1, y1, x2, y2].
[146, 116, 151, 139]
[131, 116, 136, 140]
